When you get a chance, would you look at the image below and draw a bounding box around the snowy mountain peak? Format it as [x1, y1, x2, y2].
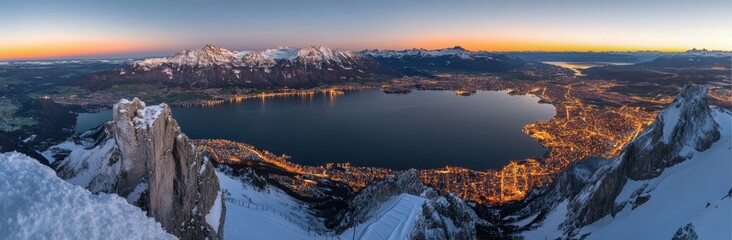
[202, 43, 223, 52]
[450, 45, 467, 51]
[296, 46, 358, 63]
[651, 83, 719, 148]
[134, 44, 244, 70]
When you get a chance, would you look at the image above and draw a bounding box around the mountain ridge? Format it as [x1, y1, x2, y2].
[77, 44, 546, 89]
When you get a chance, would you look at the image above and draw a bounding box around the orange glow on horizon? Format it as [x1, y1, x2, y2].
[0, 39, 717, 61]
[390, 38, 693, 53]
[0, 42, 166, 60]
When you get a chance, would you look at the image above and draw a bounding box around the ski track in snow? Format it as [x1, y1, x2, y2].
[357, 194, 425, 240]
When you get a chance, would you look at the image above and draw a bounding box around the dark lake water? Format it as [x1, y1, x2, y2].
[76, 90, 555, 170]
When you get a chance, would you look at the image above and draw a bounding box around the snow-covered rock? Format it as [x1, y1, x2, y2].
[0, 152, 176, 240]
[134, 44, 245, 70]
[47, 98, 224, 240]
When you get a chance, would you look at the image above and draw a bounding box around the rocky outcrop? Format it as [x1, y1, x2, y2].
[336, 170, 484, 240]
[49, 98, 224, 239]
[672, 223, 699, 240]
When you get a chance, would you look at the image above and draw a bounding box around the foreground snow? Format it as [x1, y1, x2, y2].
[341, 194, 426, 240]
[0, 152, 175, 240]
[217, 170, 327, 240]
[217, 170, 433, 240]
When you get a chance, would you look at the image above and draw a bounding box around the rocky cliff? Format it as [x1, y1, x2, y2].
[576, 83, 720, 226]
[48, 98, 224, 239]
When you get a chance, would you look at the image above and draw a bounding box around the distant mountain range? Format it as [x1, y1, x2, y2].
[582, 49, 732, 85]
[78, 45, 542, 89]
[362, 46, 527, 72]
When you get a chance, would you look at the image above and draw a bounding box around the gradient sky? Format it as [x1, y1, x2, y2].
[1, 0, 731, 60]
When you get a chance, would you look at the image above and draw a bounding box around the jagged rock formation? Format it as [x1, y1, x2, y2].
[578, 84, 719, 226]
[489, 83, 731, 239]
[672, 223, 699, 240]
[47, 98, 224, 240]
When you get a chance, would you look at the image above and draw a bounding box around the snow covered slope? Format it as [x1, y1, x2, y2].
[0, 152, 175, 240]
[347, 194, 426, 240]
[495, 83, 732, 239]
[216, 166, 482, 240]
[216, 167, 330, 240]
[521, 107, 731, 239]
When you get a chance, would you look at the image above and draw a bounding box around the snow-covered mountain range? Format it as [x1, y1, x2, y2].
[133, 45, 364, 70]
[81, 44, 385, 89]
[489, 84, 732, 239]
[79, 44, 541, 89]
[362, 46, 527, 73]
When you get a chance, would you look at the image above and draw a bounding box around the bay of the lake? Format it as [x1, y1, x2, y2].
[76, 90, 556, 170]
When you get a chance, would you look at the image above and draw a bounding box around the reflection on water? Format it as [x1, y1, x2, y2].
[76, 90, 556, 170]
[543, 61, 633, 76]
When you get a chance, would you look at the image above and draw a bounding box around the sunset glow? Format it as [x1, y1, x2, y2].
[0, 42, 165, 60]
[1, 0, 730, 60]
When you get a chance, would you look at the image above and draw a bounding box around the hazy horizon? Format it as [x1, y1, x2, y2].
[2, 45, 729, 61]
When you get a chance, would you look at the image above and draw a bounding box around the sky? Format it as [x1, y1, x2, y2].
[1, 0, 731, 60]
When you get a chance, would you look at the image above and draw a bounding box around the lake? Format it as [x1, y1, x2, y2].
[543, 61, 633, 76]
[76, 90, 556, 170]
